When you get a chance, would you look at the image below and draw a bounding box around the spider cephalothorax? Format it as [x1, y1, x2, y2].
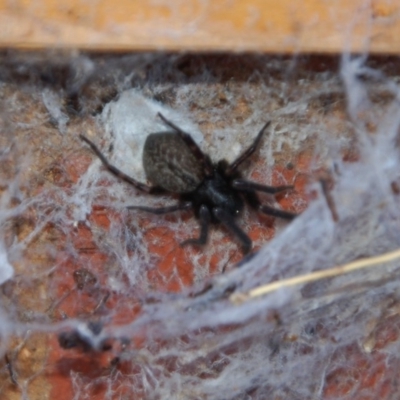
[80, 113, 297, 254]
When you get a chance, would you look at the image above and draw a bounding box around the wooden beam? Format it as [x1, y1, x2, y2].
[1, 0, 400, 53]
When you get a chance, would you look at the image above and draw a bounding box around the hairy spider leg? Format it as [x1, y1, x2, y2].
[180, 204, 211, 247]
[80, 135, 164, 194]
[212, 207, 252, 254]
[127, 202, 192, 214]
[319, 178, 339, 222]
[232, 179, 293, 194]
[259, 205, 297, 220]
[5, 354, 18, 386]
[240, 189, 297, 220]
[157, 113, 213, 176]
[226, 121, 271, 175]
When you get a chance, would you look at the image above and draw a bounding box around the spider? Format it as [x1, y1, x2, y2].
[80, 113, 297, 254]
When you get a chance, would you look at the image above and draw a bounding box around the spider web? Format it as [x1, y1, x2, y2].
[0, 48, 400, 400]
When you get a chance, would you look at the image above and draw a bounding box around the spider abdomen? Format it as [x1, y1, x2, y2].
[143, 132, 205, 193]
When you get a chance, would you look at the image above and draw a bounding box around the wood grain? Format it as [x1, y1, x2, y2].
[1, 0, 400, 53]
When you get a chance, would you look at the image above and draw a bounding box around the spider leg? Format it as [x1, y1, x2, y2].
[212, 207, 252, 254]
[180, 205, 211, 247]
[259, 204, 297, 220]
[240, 189, 297, 220]
[128, 202, 192, 215]
[319, 178, 339, 222]
[157, 113, 213, 176]
[5, 354, 18, 386]
[226, 121, 271, 175]
[80, 135, 163, 194]
[232, 179, 293, 194]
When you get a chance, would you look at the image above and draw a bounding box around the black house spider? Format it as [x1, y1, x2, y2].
[80, 113, 297, 254]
